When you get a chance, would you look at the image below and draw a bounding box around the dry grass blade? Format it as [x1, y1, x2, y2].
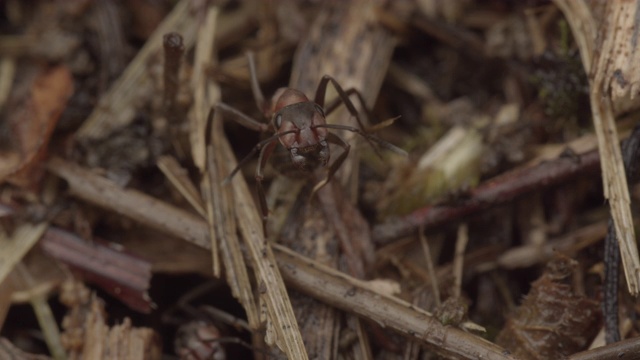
[191, 6, 221, 276]
[0, 222, 48, 285]
[47, 157, 210, 248]
[219, 130, 308, 359]
[190, 6, 220, 170]
[554, 0, 640, 294]
[205, 111, 260, 329]
[452, 223, 469, 299]
[75, 0, 197, 141]
[14, 263, 66, 360]
[157, 155, 206, 217]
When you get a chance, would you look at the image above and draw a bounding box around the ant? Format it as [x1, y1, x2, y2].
[212, 52, 406, 232]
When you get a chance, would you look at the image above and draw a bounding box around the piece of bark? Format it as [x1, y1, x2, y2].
[60, 280, 160, 360]
[40, 228, 153, 313]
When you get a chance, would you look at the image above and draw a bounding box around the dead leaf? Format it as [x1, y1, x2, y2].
[0, 65, 73, 187]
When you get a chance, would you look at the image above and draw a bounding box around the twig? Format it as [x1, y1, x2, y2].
[273, 245, 514, 360]
[220, 123, 308, 360]
[206, 111, 260, 329]
[76, 0, 198, 141]
[418, 224, 440, 306]
[568, 336, 640, 360]
[156, 155, 206, 217]
[452, 223, 468, 299]
[162, 32, 184, 120]
[496, 220, 608, 270]
[46, 157, 517, 360]
[373, 149, 601, 244]
[0, 222, 48, 285]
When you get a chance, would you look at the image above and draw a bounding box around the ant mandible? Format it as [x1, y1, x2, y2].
[211, 52, 406, 233]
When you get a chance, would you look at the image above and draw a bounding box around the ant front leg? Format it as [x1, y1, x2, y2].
[310, 132, 351, 198]
[314, 76, 383, 154]
[245, 51, 270, 116]
[255, 141, 277, 236]
[314, 76, 369, 131]
[322, 88, 375, 130]
[214, 102, 269, 133]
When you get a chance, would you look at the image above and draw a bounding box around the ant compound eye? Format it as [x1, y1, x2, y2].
[274, 114, 282, 128]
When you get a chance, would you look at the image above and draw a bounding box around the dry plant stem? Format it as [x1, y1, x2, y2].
[191, 6, 222, 277]
[0, 222, 48, 284]
[419, 224, 441, 306]
[274, 245, 515, 360]
[496, 220, 608, 270]
[568, 336, 640, 360]
[40, 227, 153, 313]
[374, 149, 601, 244]
[190, 6, 220, 170]
[46, 158, 515, 360]
[76, 0, 198, 141]
[452, 224, 468, 299]
[156, 155, 206, 217]
[162, 32, 184, 120]
[47, 157, 210, 249]
[554, 0, 640, 295]
[219, 134, 308, 359]
[206, 112, 260, 329]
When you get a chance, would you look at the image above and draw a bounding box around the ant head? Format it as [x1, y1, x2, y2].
[269, 89, 330, 172]
[272, 88, 308, 112]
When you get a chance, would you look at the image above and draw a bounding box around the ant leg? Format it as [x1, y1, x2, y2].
[223, 132, 291, 184]
[323, 88, 375, 130]
[314, 76, 383, 155]
[310, 133, 350, 198]
[255, 141, 277, 236]
[315, 123, 407, 156]
[314, 75, 369, 132]
[246, 51, 269, 115]
[215, 102, 269, 133]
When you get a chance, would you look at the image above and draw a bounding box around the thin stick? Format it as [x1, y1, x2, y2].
[373, 149, 601, 244]
[452, 223, 468, 299]
[76, 0, 198, 140]
[162, 32, 184, 120]
[157, 155, 206, 217]
[568, 336, 640, 360]
[418, 224, 440, 306]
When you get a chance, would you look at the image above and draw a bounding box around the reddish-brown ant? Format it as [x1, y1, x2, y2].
[212, 52, 406, 231]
